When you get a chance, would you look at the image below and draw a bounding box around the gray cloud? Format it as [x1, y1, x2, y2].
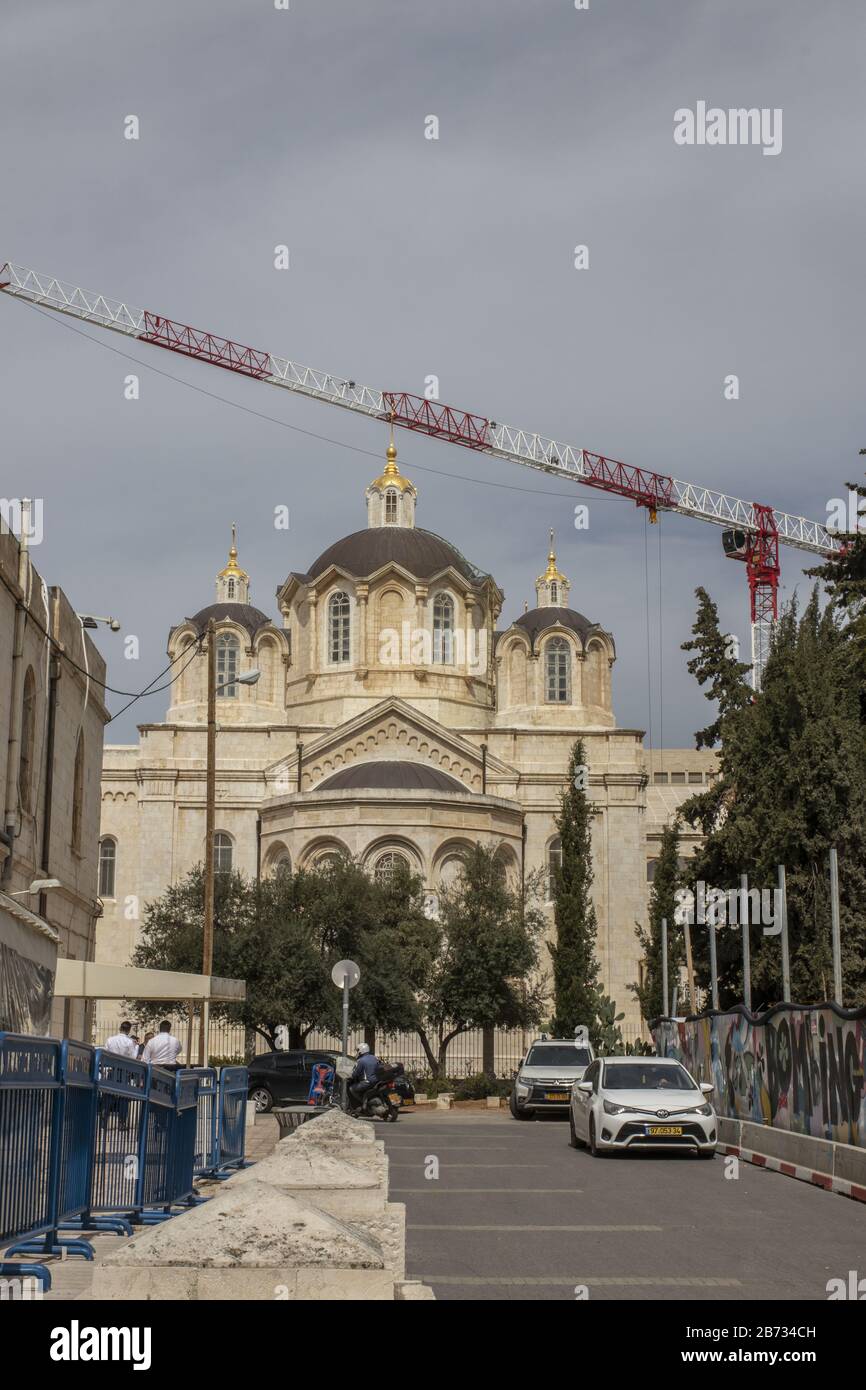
[2, 0, 862, 745]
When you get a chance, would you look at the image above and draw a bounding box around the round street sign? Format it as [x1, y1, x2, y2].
[331, 959, 360, 989]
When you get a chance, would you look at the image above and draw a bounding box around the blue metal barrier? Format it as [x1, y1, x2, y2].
[0, 1033, 59, 1288]
[188, 1068, 219, 1176]
[212, 1066, 249, 1178]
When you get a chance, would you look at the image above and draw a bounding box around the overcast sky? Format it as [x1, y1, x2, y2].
[2, 0, 863, 747]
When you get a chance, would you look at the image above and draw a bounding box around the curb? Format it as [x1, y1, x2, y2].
[721, 1143, 866, 1204]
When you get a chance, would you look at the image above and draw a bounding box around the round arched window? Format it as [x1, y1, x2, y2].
[374, 850, 410, 885]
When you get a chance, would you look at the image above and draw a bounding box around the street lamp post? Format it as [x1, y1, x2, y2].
[197, 617, 260, 1067]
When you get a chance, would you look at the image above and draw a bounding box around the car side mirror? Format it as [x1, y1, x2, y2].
[577, 1081, 593, 1095]
[700, 1082, 714, 1095]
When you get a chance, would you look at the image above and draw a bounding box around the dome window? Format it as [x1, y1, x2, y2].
[373, 849, 410, 885]
[385, 488, 398, 524]
[545, 637, 571, 703]
[433, 593, 454, 664]
[329, 591, 351, 664]
[216, 632, 240, 697]
[214, 831, 233, 874]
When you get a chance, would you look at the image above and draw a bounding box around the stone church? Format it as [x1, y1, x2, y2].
[97, 441, 715, 1037]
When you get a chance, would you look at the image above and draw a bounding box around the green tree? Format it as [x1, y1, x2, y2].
[631, 822, 682, 1022]
[418, 843, 544, 1077]
[679, 588, 866, 1006]
[548, 739, 602, 1040]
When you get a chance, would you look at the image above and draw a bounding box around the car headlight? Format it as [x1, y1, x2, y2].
[603, 1099, 626, 1116]
[695, 1103, 713, 1117]
[515, 1077, 530, 1094]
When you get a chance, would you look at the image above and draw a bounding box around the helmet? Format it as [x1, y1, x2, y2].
[356, 1043, 370, 1056]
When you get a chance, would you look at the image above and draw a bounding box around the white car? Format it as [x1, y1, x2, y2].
[569, 1056, 717, 1157]
[510, 1036, 594, 1119]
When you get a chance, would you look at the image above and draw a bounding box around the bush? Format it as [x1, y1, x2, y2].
[410, 1072, 513, 1100]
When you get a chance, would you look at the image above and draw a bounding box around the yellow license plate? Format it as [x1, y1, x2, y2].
[646, 1125, 682, 1136]
[545, 1092, 569, 1101]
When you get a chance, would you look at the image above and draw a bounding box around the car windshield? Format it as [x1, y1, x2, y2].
[524, 1045, 591, 1068]
[603, 1063, 696, 1090]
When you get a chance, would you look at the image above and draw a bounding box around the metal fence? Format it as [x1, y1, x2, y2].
[0, 1032, 248, 1289]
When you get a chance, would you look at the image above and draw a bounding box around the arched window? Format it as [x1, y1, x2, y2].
[99, 837, 117, 897]
[18, 666, 36, 814]
[71, 731, 85, 852]
[550, 581, 558, 604]
[329, 592, 351, 663]
[214, 831, 233, 875]
[216, 632, 240, 697]
[374, 849, 409, 885]
[385, 488, 398, 524]
[433, 593, 454, 664]
[227, 577, 236, 599]
[547, 836, 562, 899]
[545, 637, 571, 703]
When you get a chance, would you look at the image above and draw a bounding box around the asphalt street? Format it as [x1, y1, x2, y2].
[379, 1110, 866, 1302]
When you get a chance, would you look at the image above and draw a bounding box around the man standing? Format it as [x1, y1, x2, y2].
[141, 1020, 183, 1070]
[105, 1020, 139, 1059]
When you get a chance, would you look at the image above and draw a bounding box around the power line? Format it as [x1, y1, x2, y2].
[13, 296, 630, 505]
[108, 642, 201, 722]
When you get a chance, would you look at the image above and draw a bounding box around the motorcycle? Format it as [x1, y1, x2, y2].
[328, 1057, 402, 1122]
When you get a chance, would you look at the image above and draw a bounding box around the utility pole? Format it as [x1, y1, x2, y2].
[198, 618, 216, 1066]
[829, 847, 842, 1006]
[740, 873, 752, 1011]
[778, 864, 791, 1003]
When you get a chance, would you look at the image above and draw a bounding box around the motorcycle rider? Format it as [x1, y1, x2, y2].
[348, 1042, 380, 1113]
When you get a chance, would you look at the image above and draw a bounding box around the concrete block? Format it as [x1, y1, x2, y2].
[485, 1095, 501, 1109]
[832, 1142, 866, 1187]
[739, 1120, 834, 1174]
[294, 1268, 395, 1301]
[396, 1280, 436, 1301]
[246, 1100, 257, 1128]
[90, 1266, 198, 1301]
[230, 1147, 386, 1217]
[98, 1179, 384, 1273]
[353, 1203, 406, 1279]
[436, 1094, 453, 1110]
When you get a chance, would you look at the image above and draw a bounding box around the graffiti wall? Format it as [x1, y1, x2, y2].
[653, 1004, 866, 1150]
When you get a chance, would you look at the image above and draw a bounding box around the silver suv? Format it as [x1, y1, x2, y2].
[510, 1031, 595, 1120]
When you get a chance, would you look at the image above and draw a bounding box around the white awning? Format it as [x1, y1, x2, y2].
[54, 959, 246, 1002]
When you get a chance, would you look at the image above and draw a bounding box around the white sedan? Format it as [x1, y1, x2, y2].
[569, 1056, 717, 1157]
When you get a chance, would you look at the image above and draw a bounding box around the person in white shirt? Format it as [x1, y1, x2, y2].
[105, 1021, 139, 1059]
[141, 1020, 183, 1069]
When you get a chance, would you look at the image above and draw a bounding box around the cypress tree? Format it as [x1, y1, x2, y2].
[632, 821, 682, 1021]
[549, 738, 602, 1039]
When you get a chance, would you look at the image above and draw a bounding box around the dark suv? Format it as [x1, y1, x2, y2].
[247, 1049, 339, 1112]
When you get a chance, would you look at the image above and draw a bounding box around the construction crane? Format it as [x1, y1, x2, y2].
[0, 259, 843, 689]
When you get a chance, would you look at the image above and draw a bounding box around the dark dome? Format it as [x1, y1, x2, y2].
[184, 602, 272, 637]
[302, 528, 486, 584]
[510, 606, 600, 651]
[316, 760, 467, 793]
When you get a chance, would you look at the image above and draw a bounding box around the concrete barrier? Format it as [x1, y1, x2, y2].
[717, 1115, 866, 1203]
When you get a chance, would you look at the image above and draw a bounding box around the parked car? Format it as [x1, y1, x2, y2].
[247, 1049, 339, 1112]
[510, 1035, 594, 1119]
[569, 1056, 717, 1157]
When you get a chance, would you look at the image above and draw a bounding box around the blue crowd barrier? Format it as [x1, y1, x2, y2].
[0, 1034, 245, 1283]
[212, 1066, 249, 1179]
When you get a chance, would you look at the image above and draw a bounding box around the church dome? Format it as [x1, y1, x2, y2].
[185, 601, 271, 637]
[302, 528, 487, 584]
[316, 760, 466, 792]
[512, 605, 600, 652]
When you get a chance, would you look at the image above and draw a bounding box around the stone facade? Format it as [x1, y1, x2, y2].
[97, 450, 716, 1033]
[0, 515, 109, 1038]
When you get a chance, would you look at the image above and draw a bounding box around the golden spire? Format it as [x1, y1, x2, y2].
[218, 523, 249, 581]
[369, 425, 415, 494]
[540, 528, 566, 584]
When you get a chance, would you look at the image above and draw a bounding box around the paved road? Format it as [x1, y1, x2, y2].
[380, 1109, 866, 1301]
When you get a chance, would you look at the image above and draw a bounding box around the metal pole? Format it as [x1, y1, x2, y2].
[684, 920, 696, 1013]
[199, 618, 216, 1066]
[778, 864, 791, 1003]
[661, 917, 669, 1016]
[829, 847, 842, 1006]
[740, 873, 751, 1011]
[341, 972, 350, 1107]
[708, 917, 719, 1011]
